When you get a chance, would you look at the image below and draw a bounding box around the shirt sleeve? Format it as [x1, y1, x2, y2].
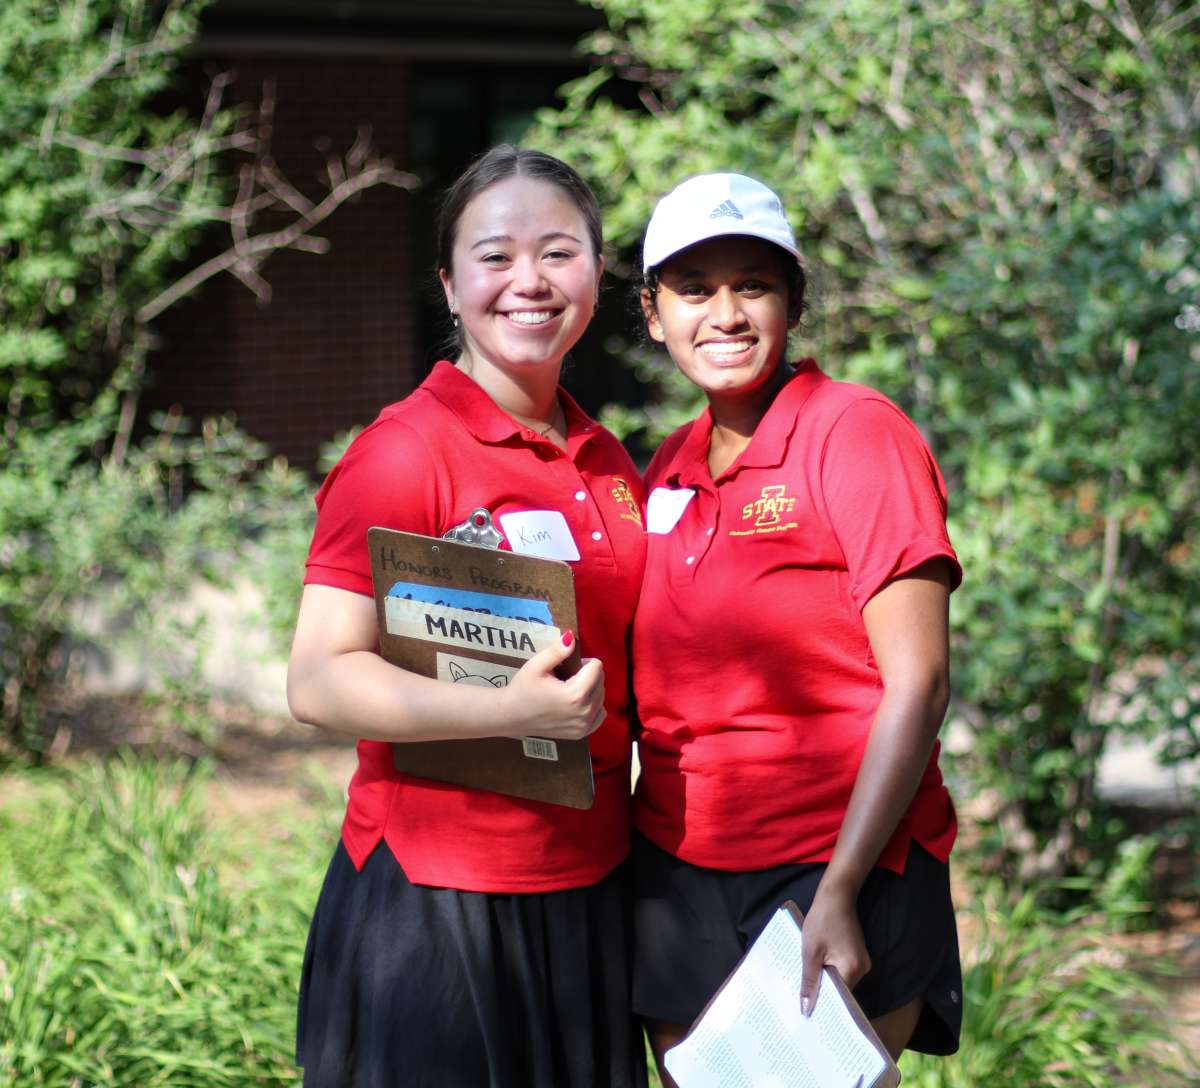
[819, 397, 962, 611]
[305, 418, 442, 597]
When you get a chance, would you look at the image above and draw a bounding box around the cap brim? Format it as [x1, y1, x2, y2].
[644, 225, 802, 271]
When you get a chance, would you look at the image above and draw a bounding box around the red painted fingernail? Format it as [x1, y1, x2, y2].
[562, 630, 574, 648]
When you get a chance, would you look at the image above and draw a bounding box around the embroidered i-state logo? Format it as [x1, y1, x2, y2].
[709, 200, 743, 220]
[610, 476, 644, 526]
[729, 484, 798, 536]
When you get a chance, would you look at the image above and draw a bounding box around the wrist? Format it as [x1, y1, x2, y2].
[816, 864, 866, 903]
[488, 681, 521, 738]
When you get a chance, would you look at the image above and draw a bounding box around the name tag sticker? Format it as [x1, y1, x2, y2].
[646, 487, 696, 534]
[499, 510, 581, 561]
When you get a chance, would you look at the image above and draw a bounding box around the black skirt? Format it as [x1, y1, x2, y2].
[631, 833, 962, 1055]
[297, 841, 648, 1088]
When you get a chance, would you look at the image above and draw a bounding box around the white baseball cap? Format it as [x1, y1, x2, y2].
[642, 173, 802, 272]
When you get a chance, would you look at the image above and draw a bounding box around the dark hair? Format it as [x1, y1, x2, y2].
[637, 245, 808, 335]
[436, 144, 603, 276]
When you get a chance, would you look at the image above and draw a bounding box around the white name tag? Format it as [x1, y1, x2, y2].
[646, 487, 696, 534]
[385, 598, 560, 658]
[499, 509, 581, 561]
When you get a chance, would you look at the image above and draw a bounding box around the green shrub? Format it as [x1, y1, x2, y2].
[4, 757, 1195, 1086]
[0, 754, 336, 1085]
[0, 0, 400, 760]
[899, 889, 1195, 1087]
[0, 412, 313, 758]
[530, 0, 1200, 885]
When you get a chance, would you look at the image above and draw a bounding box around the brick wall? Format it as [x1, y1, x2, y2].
[149, 57, 417, 471]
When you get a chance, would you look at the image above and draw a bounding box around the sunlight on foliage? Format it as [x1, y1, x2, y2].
[530, 0, 1200, 881]
[0, 755, 339, 1085]
[900, 889, 1195, 1086]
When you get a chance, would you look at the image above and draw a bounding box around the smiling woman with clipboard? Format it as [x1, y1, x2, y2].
[286, 146, 647, 1088]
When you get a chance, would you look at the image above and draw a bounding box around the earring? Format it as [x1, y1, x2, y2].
[451, 312, 460, 328]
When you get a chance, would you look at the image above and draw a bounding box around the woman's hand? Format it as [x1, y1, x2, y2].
[798, 878, 871, 1017]
[501, 632, 607, 741]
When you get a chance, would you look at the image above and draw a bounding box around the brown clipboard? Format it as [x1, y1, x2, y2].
[367, 525, 595, 809]
[670, 900, 901, 1088]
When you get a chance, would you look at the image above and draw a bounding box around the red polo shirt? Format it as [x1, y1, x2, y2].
[305, 361, 646, 893]
[632, 361, 960, 874]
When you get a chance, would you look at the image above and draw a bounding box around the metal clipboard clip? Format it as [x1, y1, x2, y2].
[442, 507, 504, 549]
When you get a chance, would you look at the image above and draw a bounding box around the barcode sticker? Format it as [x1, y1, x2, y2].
[521, 737, 559, 762]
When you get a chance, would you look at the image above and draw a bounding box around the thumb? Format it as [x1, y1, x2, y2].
[800, 941, 823, 1018]
[525, 628, 576, 676]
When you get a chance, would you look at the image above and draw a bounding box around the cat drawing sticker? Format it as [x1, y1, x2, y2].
[436, 652, 521, 689]
[447, 660, 509, 688]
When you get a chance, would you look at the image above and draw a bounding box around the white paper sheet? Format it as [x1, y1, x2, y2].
[664, 907, 890, 1088]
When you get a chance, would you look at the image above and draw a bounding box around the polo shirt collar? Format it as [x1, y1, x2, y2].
[422, 360, 595, 446]
[665, 360, 827, 487]
[667, 408, 716, 489]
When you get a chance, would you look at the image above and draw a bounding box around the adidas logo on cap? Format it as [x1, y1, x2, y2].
[709, 200, 743, 220]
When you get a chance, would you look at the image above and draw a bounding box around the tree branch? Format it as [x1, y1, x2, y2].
[135, 159, 417, 324]
[46, 61, 420, 328]
[813, 121, 891, 263]
[960, 72, 1016, 219]
[885, 16, 915, 130]
[40, 0, 191, 152]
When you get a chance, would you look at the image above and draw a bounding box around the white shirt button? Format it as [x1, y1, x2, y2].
[707, 527, 714, 536]
[575, 490, 586, 501]
[685, 555, 696, 565]
[591, 530, 603, 541]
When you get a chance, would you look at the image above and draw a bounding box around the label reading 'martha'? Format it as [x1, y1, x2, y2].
[385, 597, 561, 659]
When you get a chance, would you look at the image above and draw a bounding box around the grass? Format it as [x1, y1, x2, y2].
[0, 754, 331, 1086]
[1, 754, 1194, 1086]
[898, 889, 1196, 1087]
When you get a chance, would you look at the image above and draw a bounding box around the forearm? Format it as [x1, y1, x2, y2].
[287, 583, 603, 745]
[797, 562, 952, 1008]
[820, 677, 948, 896]
[287, 649, 517, 743]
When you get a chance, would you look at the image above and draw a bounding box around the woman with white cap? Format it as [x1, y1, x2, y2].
[629, 173, 963, 1080]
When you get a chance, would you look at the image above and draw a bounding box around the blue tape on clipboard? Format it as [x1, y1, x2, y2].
[386, 580, 554, 625]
